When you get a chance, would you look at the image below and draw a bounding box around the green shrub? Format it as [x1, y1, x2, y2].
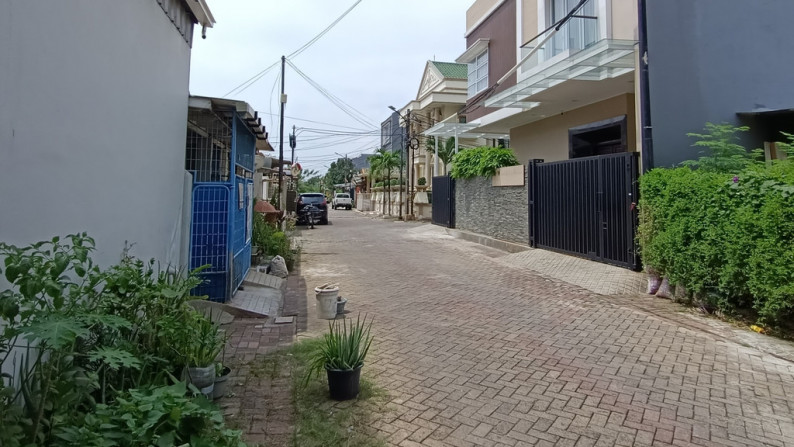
[0, 235, 244, 446]
[449, 147, 519, 179]
[638, 129, 794, 327]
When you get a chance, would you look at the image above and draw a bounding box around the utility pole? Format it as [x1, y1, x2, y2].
[400, 111, 409, 219]
[278, 55, 286, 209]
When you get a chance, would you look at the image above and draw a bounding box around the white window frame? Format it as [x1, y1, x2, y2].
[467, 49, 489, 97]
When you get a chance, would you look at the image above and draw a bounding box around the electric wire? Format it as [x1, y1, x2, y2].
[285, 59, 378, 129]
[222, 0, 364, 97]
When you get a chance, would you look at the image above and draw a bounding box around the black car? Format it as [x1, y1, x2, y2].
[296, 193, 328, 225]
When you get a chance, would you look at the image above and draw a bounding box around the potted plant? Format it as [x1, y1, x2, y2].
[306, 315, 373, 401]
[183, 312, 226, 397]
[212, 362, 232, 400]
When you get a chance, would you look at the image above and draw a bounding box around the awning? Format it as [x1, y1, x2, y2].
[422, 122, 509, 140]
[485, 39, 637, 109]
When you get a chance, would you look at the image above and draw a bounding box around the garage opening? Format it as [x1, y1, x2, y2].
[569, 115, 628, 158]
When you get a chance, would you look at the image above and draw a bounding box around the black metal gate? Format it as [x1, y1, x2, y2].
[431, 176, 455, 228]
[528, 153, 639, 270]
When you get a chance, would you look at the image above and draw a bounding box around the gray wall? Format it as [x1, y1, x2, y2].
[646, 0, 794, 168]
[380, 112, 404, 152]
[0, 1, 194, 267]
[455, 176, 528, 245]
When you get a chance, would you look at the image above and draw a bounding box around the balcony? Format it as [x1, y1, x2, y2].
[485, 14, 636, 111]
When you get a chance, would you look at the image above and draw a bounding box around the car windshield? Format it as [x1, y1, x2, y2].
[300, 195, 324, 204]
[336, 194, 349, 198]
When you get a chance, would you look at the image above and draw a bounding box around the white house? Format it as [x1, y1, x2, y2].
[0, 0, 214, 268]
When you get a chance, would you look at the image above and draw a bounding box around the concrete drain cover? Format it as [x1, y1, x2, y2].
[274, 316, 294, 324]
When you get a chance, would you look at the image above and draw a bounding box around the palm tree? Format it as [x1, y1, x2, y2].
[425, 136, 457, 175]
[369, 148, 400, 216]
[368, 152, 384, 213]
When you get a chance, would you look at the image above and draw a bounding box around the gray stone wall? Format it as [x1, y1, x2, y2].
[454, 174, 528, 245]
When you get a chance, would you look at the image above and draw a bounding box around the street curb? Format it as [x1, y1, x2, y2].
[444, 228, 529, 254]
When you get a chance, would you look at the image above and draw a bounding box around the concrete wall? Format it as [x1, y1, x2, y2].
[645, 0, 794, 167]
[465, 0, 517, 122]
[0, 1, 194, 268]
[510, 94, 636, 163]
[611, 0, 638, 40]
[455, 175, 528, 245]
[521, 0, 538, 45]
[467, 0, 504, 33]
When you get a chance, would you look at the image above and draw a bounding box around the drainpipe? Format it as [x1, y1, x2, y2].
[638, 0, 654, 172]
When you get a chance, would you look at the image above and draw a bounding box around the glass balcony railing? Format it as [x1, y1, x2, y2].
[520, 15, 599, 73]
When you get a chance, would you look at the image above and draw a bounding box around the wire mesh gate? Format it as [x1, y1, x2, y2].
[431, 176, 455, 228]
[528, 153, 639, 270]
[187, 104, 256, 302]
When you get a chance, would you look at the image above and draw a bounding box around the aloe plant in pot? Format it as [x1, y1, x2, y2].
[306, 315, 374, 400]
[182, 312, 226, 396]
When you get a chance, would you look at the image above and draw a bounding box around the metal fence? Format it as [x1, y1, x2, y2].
[528, 153, 639, 270]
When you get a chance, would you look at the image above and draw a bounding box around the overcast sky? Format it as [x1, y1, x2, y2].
[189, 0, 471, 175]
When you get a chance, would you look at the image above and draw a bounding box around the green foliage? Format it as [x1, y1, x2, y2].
[325, 157, 357, 187]
[252, 213, 296, 268]
[682, 122, 760, 172]
[259, 338, 387, 447]
[449, 146, 519, 179]
[425, 136, 458, 174]
[638, 130, 794, 327]
[305, 315, 373, 384]
[417, 177, 426, 186]
[0, 234, 244, 446]
[368, 148, 401, 215]
[55, 382, 244, 447]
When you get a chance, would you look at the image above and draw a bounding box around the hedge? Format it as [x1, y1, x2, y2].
[637, 126, 794, 327]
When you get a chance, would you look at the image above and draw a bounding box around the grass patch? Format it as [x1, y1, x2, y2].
[266, 336, 389, 447]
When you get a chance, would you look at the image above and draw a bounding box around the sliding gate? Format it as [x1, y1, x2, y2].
[528, 153, 639, 270]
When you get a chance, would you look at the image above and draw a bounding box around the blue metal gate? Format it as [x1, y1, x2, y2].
[190, 184, 230, 301]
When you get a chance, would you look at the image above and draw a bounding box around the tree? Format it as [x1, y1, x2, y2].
[425, 136, 458, 175]
[368, 148, 399, 216]
[297, 168, 322, 193]
[325, 157, 357, 190]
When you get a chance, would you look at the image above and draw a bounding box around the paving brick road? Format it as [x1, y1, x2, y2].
[297, 209, 794, 447]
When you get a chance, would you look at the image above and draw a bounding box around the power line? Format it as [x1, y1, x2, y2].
[288, 0, 364, 59]
[286, 59, 377, 129]
[221, 0, 364, 97]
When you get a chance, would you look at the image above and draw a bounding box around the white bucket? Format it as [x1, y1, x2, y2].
[315, 286, 340, 319]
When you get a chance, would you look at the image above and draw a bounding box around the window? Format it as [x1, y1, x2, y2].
[467, 49, 489, 97]
[548, 0, 598, 58]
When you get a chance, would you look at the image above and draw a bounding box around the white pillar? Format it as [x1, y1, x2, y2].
[434, 136, 439, 176]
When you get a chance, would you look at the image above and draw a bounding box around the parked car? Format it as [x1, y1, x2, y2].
[332, 193, 353, 210]
[296, 193, 328, 225]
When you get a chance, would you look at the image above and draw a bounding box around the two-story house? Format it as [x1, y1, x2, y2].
[433, 0, 794, 269]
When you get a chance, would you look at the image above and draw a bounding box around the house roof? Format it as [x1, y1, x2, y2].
[188, 95, 272, 151]
[431, 61, 468, 80]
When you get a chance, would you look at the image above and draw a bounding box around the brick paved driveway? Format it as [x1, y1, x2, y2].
[297, 210, 794, 447]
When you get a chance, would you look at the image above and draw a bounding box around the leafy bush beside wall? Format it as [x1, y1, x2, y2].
[637, 125, 794, 327]
[450, 147, 519, 179]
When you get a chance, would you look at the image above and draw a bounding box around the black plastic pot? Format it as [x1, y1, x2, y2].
[326, 366, 362, 401]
